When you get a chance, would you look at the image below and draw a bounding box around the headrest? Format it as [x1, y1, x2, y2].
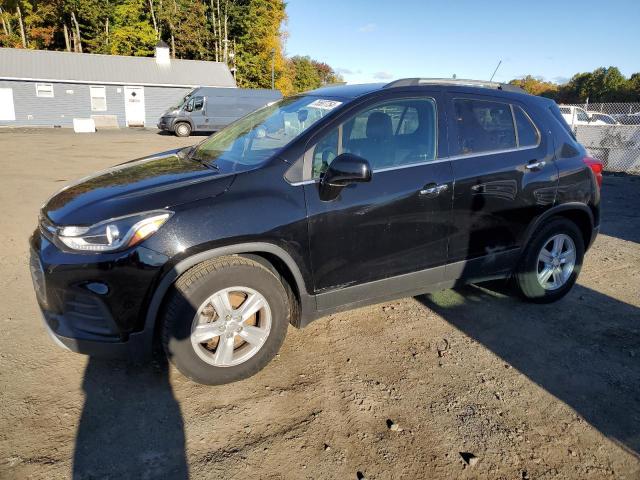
[366, 112, 393, 140]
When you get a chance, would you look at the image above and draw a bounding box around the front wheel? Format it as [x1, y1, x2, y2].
[514, 218, 585, 303]
[174, 122, 192, 137]
[162, 256, 290, 385]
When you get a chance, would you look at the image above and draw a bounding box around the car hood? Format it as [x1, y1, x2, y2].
[43, 148, 235, 225]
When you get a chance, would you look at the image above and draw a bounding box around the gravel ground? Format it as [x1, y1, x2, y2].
[0, 128, 639, 480]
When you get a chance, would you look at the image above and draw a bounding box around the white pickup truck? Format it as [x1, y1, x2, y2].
[559, 105, 618, 126]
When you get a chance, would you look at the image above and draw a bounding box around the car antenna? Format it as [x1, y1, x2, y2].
[489, 60, 502, 82]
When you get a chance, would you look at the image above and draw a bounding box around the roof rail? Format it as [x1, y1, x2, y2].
[383, 78, 526, 94]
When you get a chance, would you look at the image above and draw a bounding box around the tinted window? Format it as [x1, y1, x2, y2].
[453, 99, 516, 154]
[576, 109, 589, 121]
[311, 98, 437, 177]
[514, 106, 540, 147]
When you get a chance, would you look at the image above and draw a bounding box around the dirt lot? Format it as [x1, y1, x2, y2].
[0, 128, 639, 480]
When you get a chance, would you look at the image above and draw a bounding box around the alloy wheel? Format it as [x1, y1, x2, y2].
[190, 286, 272, 367]
[536, 233, 576, 291]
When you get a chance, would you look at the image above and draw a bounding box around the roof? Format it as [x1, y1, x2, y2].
[307, 78, 528, 101]
[307, 83, 386, 99]
[385, 78, 526, 93]
[0, 48, 236, 88]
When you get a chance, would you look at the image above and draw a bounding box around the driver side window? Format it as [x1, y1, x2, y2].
[186, 96, 204, 112]
[310, 97, 437, 178]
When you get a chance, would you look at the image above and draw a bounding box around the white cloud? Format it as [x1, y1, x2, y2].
[373, 71, 394, 80]
[358, 23, 377, 33]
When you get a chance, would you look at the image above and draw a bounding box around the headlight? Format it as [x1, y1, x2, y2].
[57, 210, 172, 252]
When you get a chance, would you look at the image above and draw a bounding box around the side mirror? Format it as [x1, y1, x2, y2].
[320, 153, 371, 200]
[185, 103, 193, 113]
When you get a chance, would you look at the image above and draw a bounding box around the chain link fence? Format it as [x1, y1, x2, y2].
[560, 103, 640, 173]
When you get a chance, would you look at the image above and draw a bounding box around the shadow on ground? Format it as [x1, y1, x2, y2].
[73, 357, 189, 479]
[417, 282, 640, 457]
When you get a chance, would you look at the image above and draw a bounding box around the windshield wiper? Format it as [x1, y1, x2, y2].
[182, 147, 220, 171]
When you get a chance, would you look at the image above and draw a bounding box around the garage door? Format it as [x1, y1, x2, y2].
[0, 88, 16, 121]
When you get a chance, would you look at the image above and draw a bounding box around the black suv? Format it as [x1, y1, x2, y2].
[30, 79, 602, 384]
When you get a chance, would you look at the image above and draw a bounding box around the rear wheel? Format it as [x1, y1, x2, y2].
[174, 122, 192, 137]
[514, 218, 584, 303]
[162, 256, 290, 385]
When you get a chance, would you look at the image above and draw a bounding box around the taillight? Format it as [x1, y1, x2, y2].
[583, 156, 603, 189]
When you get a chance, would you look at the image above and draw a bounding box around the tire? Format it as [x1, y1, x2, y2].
[174, 122, 192, 137]
[514, 217, 585, 303]
[162, 256, 290, 385]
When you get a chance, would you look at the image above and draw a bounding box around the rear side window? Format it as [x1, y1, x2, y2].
[514, 106, 540, 147]
[548, 103, 576, 139]
[453, 99, 516, 154]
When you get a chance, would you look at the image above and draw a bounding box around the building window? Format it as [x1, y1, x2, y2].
[35, 83, 54, 98]
[90, 86, 107, 111]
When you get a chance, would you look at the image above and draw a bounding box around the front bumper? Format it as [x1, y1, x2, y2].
[29, 229, 168, 360]
[157, 116, 175, 131]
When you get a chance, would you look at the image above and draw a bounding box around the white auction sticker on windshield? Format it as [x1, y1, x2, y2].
[308, 99, 343, 110]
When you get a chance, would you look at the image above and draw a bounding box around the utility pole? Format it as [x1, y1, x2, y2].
[271, 48, 275, 90]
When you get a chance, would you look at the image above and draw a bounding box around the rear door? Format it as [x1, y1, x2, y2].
[302, 91, 454, 296]
[445, 93, 557, 277]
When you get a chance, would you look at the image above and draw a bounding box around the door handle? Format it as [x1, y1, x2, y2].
[420, 183, 448, 196]
[525, 160, 546, 170]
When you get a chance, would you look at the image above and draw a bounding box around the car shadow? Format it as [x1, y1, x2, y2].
[73, 356, 189, 479]
[416, 282, 640, 457]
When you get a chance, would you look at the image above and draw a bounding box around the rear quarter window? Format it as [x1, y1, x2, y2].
[548, 104, 577, 139]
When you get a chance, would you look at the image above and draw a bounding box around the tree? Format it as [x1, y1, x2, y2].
[509, 75, 558, 98]
[586, 67, 627, 101]
[109, 0, 156, 56]
[290, 56, 320, 92]
[287, 55, 344, 93]
[627, 73, 640, 101]
[231, 0, 290, 92]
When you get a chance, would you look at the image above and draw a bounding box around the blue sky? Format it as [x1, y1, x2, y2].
[285, 0, 640, 85]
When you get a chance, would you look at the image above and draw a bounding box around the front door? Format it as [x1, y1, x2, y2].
[124, 86, 145, 127]
[303, 93, 453, 296]
[445, 93, 558, 267]
[186, 96, 207, 130]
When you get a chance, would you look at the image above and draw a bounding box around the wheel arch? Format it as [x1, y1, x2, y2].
[174, 119, 193, 134]
[142, 243, 311, 353]
[521, 203, 595, 256]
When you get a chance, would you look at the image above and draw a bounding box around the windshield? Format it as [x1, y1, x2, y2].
[170, 92, 193, 110]
[190, 95, 343, 172]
